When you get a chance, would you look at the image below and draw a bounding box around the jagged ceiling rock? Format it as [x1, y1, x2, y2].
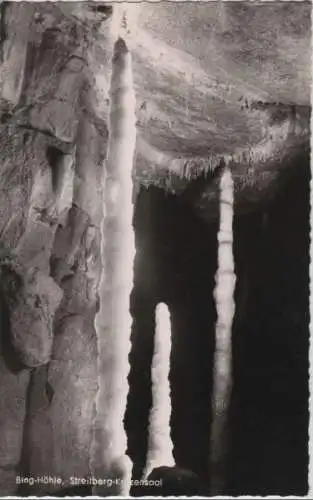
[130, 1, 311, 215]
[133, 1, 310, 154]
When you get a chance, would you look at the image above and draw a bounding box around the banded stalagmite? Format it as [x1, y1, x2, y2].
[209, 167, 236, 494]
[143, 303, 175, 479]
[91, 12, 137, 497]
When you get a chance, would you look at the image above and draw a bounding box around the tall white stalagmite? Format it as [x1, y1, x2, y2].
[91, 11, 137, 497]
[144, 303, 175, 478]
[209, 167, 236, 494]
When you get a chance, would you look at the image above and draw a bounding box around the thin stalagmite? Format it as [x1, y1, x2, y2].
[91, 13, 137, 497]
[143, 302, 175, 478]
[209, 167, 236, 494]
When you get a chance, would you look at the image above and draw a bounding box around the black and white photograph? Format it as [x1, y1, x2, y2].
[0, 1, 311, 497]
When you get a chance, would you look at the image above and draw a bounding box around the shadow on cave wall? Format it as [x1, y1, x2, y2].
[126, 151, 309, 496]
[0, 295, 25, 373]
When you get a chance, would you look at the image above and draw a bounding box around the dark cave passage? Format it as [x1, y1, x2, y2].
[125, 154, 310, 496]
[126, 187, 217, 491]
[229, 154, 310, 496]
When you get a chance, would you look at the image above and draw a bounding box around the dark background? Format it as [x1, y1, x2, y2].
[125, 151, 310, 496]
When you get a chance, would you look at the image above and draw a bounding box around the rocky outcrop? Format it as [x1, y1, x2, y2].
[0, 2, 111, 494]
[2, 258, 63, 367]
[23, 95, 107, 494]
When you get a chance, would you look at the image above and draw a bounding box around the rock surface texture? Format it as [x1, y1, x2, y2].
[0, 1, 310, 496]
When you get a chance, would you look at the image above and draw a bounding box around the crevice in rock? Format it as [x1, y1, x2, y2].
[46, 146, 64, 188]
[0, 290, 24, 374]
[17, 369, 37, 497]
[17, 364, 55, 497]
[90, 4, 114, 17]
[44, 380, 54, 404]
[45, 146, 75, 225]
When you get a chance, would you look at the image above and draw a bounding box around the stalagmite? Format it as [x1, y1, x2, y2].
[209, 167, 236, 494]
[144, 303, 175, 479]
[91, 9, 137, 497]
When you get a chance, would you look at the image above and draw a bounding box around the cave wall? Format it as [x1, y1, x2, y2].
[0, 3, 110, 495]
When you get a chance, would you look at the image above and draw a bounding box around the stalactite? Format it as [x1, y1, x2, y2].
[209, 167, 236, 494]
[144, 303, 175, 479]
[91, 11, 136, 497]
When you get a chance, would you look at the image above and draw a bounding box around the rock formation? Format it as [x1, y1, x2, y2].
[0, 2, 310, 496]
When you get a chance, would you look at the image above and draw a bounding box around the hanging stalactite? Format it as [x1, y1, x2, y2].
[143, 302, 175, 479]
[91, 9, 137, 497]
[209, 167, 236, 494]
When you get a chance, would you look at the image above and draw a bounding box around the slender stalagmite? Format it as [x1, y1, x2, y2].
[144, 303, 175, 478]
[209, 167, 236, 494]
[91, 12, 137, 497]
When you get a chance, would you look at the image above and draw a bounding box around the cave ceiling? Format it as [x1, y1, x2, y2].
[133, 2, 311, 153]
[57, 1, 311, 212]
[0, 1, 311, 219]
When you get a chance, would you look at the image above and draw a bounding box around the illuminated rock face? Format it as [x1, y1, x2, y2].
[0, 2, 310, 497]
[0, 4, 108, 494]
